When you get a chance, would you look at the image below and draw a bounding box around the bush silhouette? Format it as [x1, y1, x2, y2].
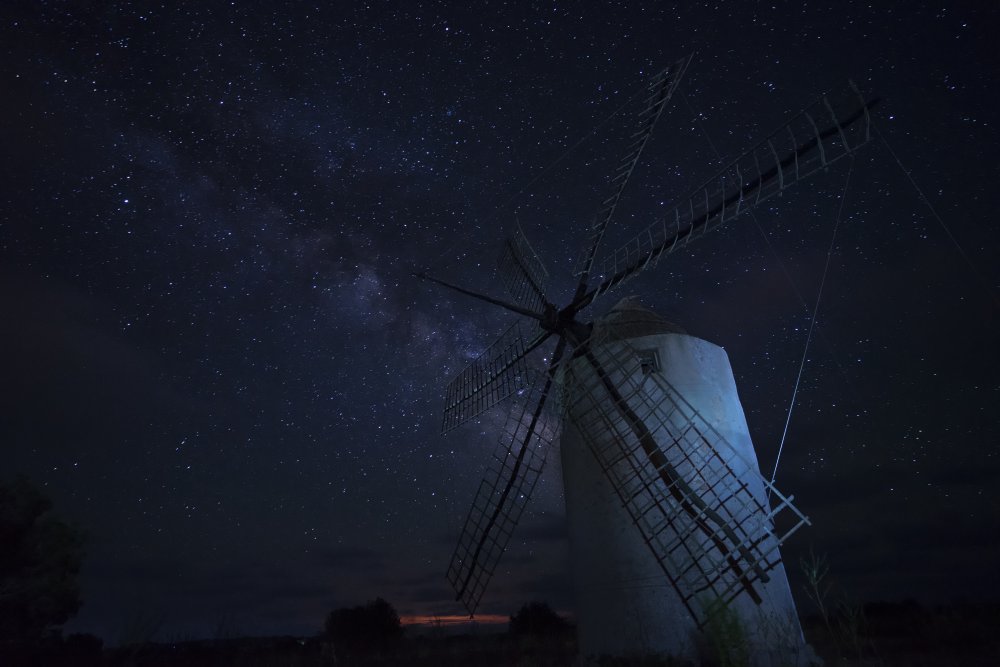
[509, 601, 571, 637]
[0, 476, 85, 642]
[324, 597, 403, 652]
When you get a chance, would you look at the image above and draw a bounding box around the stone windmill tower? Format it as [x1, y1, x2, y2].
[417, 55, 874, 663]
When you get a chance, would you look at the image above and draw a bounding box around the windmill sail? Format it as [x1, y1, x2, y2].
[581, 82, 875, 306]
[497, 221, 551, 316]
[441, 321, 535, 433]
[573, 54, 693, 284]
[561, 333, 809, 627]
[446, 354, 564, 615]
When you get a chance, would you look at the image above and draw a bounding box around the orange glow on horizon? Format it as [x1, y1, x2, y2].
[400, 613, 509, 627]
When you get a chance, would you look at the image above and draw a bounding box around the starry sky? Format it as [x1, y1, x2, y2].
[2, 1, 998, 642]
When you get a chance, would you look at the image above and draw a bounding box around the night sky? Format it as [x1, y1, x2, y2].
[3, 1, 998, 643]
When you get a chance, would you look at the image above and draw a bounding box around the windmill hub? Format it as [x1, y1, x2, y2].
[536, 302, 588, 342]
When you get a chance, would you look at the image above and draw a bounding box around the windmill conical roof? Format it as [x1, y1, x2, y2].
[594, 297, 686, 341]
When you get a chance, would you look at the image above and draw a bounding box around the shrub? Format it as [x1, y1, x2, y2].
[509, 601, 571, 637]
[324, 597, 403, 652]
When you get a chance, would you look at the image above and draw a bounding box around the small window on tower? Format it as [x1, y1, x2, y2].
[638, 349, 660, 375]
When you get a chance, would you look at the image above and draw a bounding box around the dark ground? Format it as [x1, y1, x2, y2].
[4, 601, 999, 666]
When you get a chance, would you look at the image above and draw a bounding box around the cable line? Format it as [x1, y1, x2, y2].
[770, 157, 854, 491]
[873, 123, 999, 308]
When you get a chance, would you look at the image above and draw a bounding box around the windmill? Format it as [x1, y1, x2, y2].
[418, 55, 874, 662]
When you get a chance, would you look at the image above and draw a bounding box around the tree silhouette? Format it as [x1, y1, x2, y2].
[509, 601, 571, 637]
[324, 597, 403, 652]
[0, 476, 85, 642]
